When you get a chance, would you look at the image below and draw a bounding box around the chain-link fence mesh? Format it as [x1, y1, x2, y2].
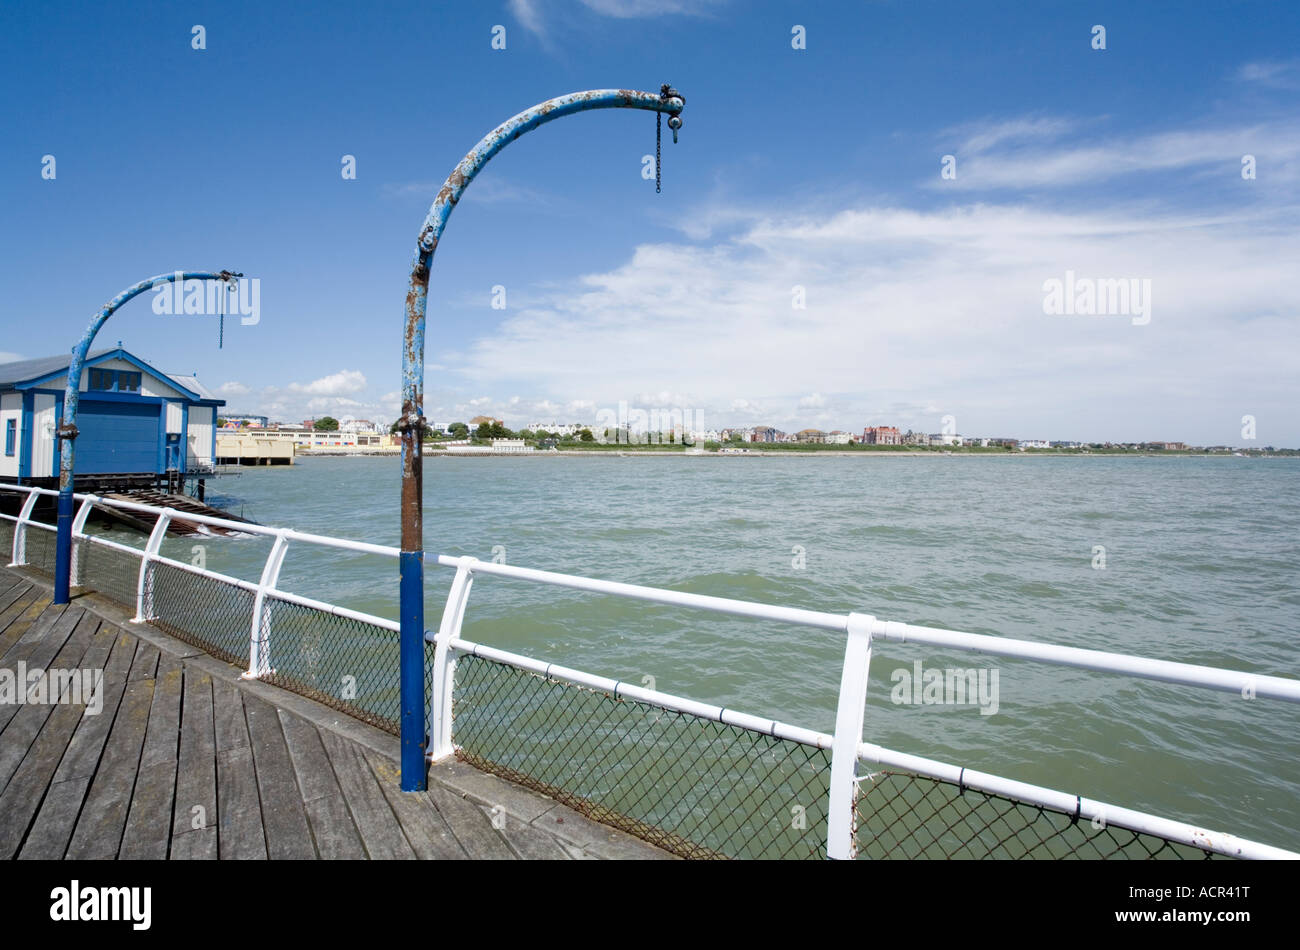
[443, 649, 832, 859]
[146, 560, 253, 667]
[263, 598, 399, 733]
[22, 524, 58, 574]
[853, 770, 1221, 859]
[0, 518, 13, 558]
[79, 539, 145, 608]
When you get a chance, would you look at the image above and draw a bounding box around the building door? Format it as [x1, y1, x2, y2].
[76, 400, 162, 474]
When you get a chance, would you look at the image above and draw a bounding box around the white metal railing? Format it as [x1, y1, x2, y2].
[2, 481, 1298, 860]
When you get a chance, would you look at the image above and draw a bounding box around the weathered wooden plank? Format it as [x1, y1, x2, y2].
[119, 759, 178, 859]
[139, 666, 183, 770]
[245, 698, 315, 859]
[301, 794, 367, 859]
[7, 627, 119, 859]
[169, 825, 217, 859]
[0, 587, 43, 646]
[0, 600, 67, 667]
[365, 751, 469, 860]
[212, 678, 250, 753]
[16, 777, 91, 860]
[213, 690, 266, 859]
[64, 677, 154, 859]
[216, 747, 267, 859]
[424, 783, 518, 859]
[0, 605, 80, 733]
[277, 711, 338, 802]
[317, 727, 415, 859]
[278, 712, 366, 859]
[171, 669, 217, 850]
[127, 642, 160, 681]
[0, 611, 97, 794]
[0, 579, 33, 618]
[49, 629, 137, 785]
[156, 651, 183, 678]
[497, 812, 573, 860]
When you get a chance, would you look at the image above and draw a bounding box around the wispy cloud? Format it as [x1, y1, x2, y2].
[934, 115, 1300, 190]
[288, 369, 367, 396]
[509, 0, 726, 40]
[1235, 59, 1300, 89]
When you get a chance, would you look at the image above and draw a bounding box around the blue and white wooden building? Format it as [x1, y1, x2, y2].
[0, 346, 225, 484]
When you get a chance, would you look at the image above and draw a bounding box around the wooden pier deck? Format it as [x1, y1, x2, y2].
[0, 566, 669, 860]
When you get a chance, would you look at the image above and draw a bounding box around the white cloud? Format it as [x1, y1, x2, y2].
[508, 0, 546, 37]
[937, 115, 1300, 190]
[1236, 60, 1300, 89]
[578, 0, 726, 17]
[510, 0, 725, 39]
[449, 195, 1300, 442]
[288, 370, 367, 396]
[216, 381, 250, 396]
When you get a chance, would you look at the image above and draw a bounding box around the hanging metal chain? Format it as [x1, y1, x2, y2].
[655, 84, 683, 196]
[656, 110, 662, 194]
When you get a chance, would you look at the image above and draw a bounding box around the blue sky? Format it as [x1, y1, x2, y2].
[3, 0, 1298, 445]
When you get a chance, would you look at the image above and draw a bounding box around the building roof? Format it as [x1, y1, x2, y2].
[166, 373, 216, 399]
[0, 347, 223, 405]
[0, 349, 113, 388]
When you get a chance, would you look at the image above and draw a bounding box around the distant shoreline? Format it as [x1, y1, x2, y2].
[292, 448, 1290, 460]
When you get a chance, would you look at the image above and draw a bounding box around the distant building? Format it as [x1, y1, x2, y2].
[469, 415, 504, 429]
[826, 430, 853, 444]
[862, 426, 901, 445]
[222, 414, 269, 428]
[931, 433, 964, 447]
[750, 426, 781, 443]
[527, 422, 586, 437]
[1150, 441, 1187, 451]
[1018, 439, 1051, 450]
[795, 429, 825, 443]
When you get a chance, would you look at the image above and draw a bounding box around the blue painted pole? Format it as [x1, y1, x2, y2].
[53, 270, 241, 605]
[398, 87, 685, 790]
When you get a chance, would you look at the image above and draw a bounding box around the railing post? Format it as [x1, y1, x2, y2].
[67, 494, 98, 588]
[132, 509, 173, 623]
[8, 489, 39, 567]
[827, 612, 875, 860]
[243, 530, 289, 679]
[428, 557, 477, 762]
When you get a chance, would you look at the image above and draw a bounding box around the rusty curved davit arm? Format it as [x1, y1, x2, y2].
[53, 270, 242, 606]
[397, 86, 685, 790]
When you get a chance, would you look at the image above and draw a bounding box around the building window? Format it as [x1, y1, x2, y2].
[4, 419, 14, 457]
[87, 368, 142, 392]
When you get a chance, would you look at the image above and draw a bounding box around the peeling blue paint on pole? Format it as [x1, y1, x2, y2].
[398, 87, 685, 791]
[53, 270, 241, 606]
